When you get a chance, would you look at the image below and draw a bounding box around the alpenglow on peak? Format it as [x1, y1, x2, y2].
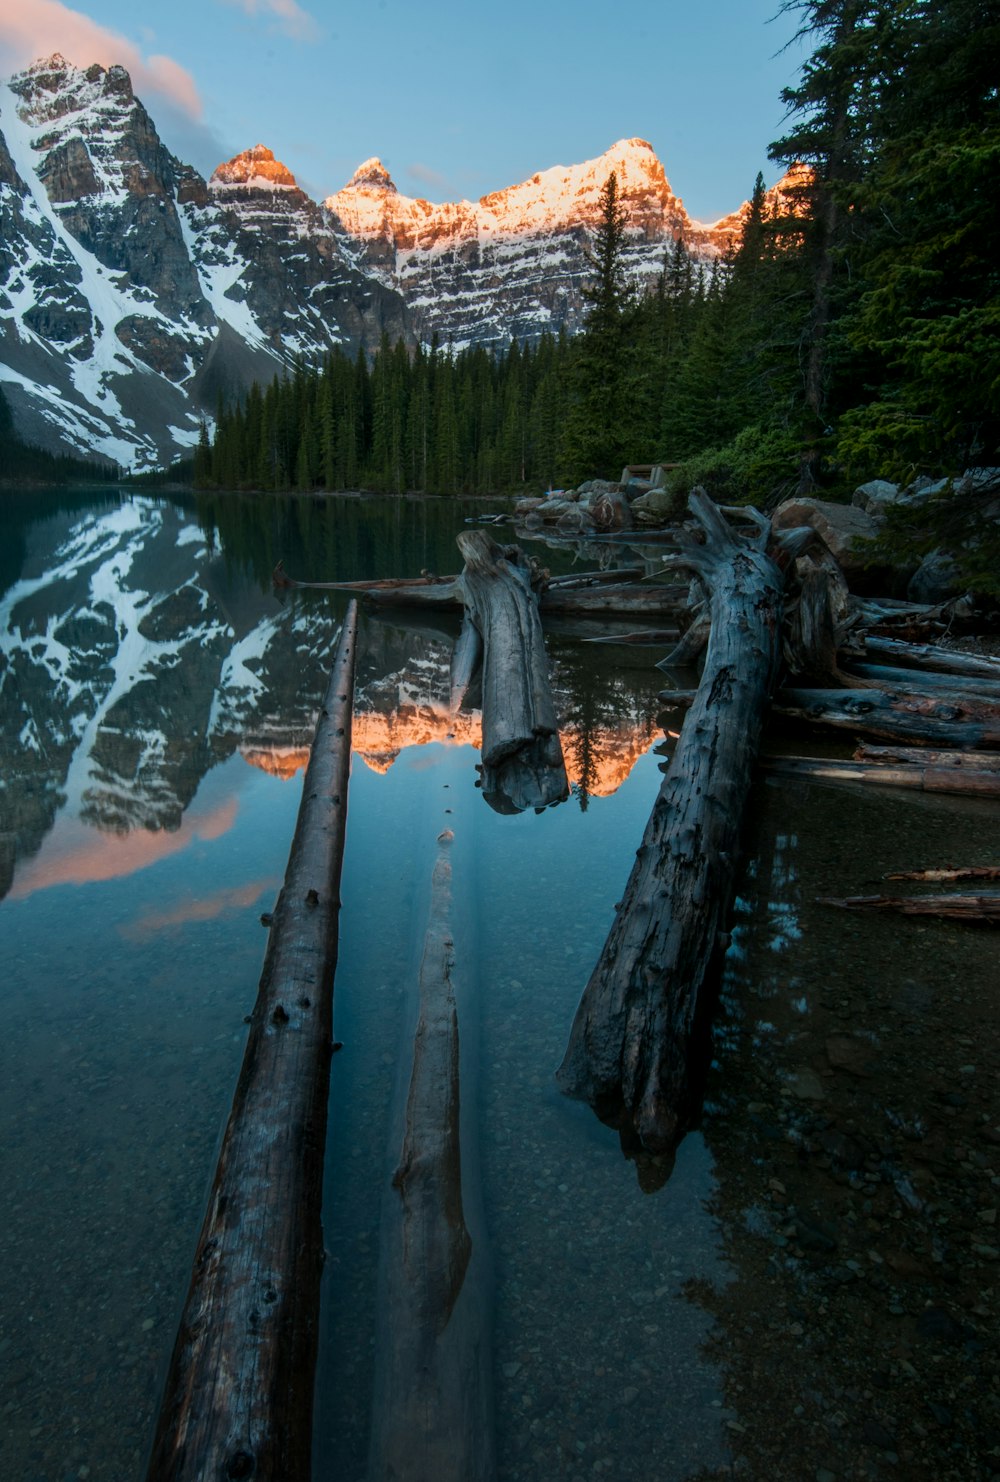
[211, 144, 298, 189]
[342, 158, 398, 193]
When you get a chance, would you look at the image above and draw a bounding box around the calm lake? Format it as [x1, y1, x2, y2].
[1, 489, 997, 1482]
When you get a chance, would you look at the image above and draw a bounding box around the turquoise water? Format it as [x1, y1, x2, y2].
[1, 490, 996, 1482]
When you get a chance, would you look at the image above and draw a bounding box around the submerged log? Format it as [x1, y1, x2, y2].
[760, 755, 1000, 798]
[456, 530, 568, 812]
[557, 492, 786, 1153]
[146, 604, 359, 1482]
[818, 891, 1000, 924]
[368, 829, 494, 1482]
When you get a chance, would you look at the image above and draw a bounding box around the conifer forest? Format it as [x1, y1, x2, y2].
[198, 1, 999, 533]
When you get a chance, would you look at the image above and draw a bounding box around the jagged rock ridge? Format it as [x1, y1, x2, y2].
[0, 56, 409, 469]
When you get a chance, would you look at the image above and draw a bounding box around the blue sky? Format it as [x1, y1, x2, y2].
[1, 0, 807, 220]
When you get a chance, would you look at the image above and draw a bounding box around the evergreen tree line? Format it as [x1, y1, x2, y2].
[198, 0, 998, 506]
[0, 385, 119, 485]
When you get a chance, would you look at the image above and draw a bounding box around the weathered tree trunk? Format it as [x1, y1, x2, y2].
[557, 493, 786, 1153]
[146, 604, 359, 1482]
[767, 686, 1000, 748]
[368, 829, 495, 1482]
[818, 892, 1000, 924]
[760, 755, 1000, 798]
[456, 530, 568, 813]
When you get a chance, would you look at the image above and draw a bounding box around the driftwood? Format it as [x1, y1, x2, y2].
[760, 755, 1000, 799]
[856, 636, 1000, 680]
[557, 492, 788, 1153]
[839, 659, 1000, 701]
[146, 603, 359, 1482]
[655, 684, 1000, 749]
[274, 560, 687, 619]
[851, 593, 977, 640]
[884, 865, 1000, 882]
[855, 743, 1000, 770]
[581, 628, 681, 646]
[456, 531, 568, 813]
[818, 891, 1000, 924]
[368, 829, 494, 1482]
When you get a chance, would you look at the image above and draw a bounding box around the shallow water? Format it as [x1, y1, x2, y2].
[0, 490, 996, 1482]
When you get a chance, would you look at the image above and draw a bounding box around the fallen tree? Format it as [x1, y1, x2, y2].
[146, 604, 359, 1482]
[557, 493, 808, 1153]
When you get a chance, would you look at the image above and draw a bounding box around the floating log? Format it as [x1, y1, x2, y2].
[545, 565, 643, 588]
[657, 685, 1000, 750]
[760, 755, 1000, 798]
[557, 492, 787, 1153]
[855, 743, 1000, 770]
[818, 891, 1000, 924]
[273, 561, 687, 619]
[368, 829, 495, 1482]
[884, 865, 1000, 883]
[455, 530, 568, 813]
[146, 604, 359, 1482]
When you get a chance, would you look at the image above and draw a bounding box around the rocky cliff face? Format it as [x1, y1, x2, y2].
[325, 138, 758, 348]
[0, 57, 409, 469]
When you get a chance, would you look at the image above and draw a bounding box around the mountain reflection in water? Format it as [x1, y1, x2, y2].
[3, 491, 994, 1482]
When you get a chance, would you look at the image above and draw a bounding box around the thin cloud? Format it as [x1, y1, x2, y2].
[0, 0, 202, 117]
[407, 161, 447, 192]
[218, 0, 320, 43]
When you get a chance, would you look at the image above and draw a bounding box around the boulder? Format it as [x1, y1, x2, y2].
[771, 497, 879, 573]
[631, 488, 677, 525]
[907, 549, 965, 603]
[851, 479, 900, 517]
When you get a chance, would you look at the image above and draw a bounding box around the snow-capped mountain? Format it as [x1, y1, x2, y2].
[0, 56, 409, 470]
[1, 54, 783, 471]
[325, 138, 746, 348]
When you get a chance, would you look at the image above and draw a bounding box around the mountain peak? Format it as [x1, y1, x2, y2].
[211, 144, 298, 190]
[343, 157, 398, 194]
